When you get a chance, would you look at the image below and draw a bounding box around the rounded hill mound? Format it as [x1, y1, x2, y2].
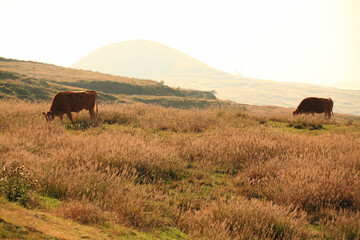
[71, 39, 230, 81]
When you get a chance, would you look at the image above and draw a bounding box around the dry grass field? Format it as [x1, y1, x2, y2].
[0, 100, 360, 239]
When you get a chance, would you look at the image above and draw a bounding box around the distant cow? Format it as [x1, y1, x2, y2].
[42, 90, 98, 125]
[293, 97, 334, 120]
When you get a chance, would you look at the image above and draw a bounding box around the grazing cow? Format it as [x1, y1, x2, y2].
[42, 90, 98, 125]
[293, 97, 334, 120]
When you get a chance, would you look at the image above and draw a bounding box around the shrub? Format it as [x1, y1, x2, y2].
[0, 165, 38, 207]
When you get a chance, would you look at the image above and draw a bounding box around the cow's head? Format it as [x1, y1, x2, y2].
[42, 111, 54, 121]
[293, 109, 299, 115]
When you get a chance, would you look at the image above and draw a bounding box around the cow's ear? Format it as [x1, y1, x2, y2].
[42, 111, 46, 115]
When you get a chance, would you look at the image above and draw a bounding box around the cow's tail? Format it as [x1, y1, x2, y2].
[329, 98, 334, 117]
[95, 93, 98, 117]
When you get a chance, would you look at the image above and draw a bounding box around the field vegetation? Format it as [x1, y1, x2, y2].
[0, 100, 359, 239]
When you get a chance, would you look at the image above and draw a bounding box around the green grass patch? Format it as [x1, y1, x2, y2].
[38, 196, 60, 211]
[157, 227, 187, 239]
[267, 120, 340, 134]
[65, 120, 92, 131]
[64, 118, 100, 131]
[0, 218, 58, 239]
[101, 225, 187, 239]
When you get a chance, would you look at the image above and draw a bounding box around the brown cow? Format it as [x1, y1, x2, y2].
[42, 90, 98, 125]
[293, 97, 334, 120]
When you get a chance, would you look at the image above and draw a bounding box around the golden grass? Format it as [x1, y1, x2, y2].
[0, 100, 359, 239]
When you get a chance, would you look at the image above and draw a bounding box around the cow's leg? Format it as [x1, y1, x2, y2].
[326, 112, 331, 120]
[66, 111, 74, 125]
[89, 109, 95, 120]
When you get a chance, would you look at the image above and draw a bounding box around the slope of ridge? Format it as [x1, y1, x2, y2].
[71, 40, 360, 115]
[71, 39, 231, 81]
[0, 57, 233, 110]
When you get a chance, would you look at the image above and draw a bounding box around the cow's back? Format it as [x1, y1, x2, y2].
[297, 97, 332, 114]
[306, 98, 324, 113]
[50, 91, 96, 113]
[67, 91, 96, 112]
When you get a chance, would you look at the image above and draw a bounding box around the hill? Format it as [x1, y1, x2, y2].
[72, 39, 232, 81]
[71, 39, 360, 115]
[0, 57, 234, 109]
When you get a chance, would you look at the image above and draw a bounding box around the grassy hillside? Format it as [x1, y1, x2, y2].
[0, 57, 223, 109]
[1, 100, 359, 239]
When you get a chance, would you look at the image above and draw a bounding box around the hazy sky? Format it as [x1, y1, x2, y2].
[1, 0, 359, 87]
